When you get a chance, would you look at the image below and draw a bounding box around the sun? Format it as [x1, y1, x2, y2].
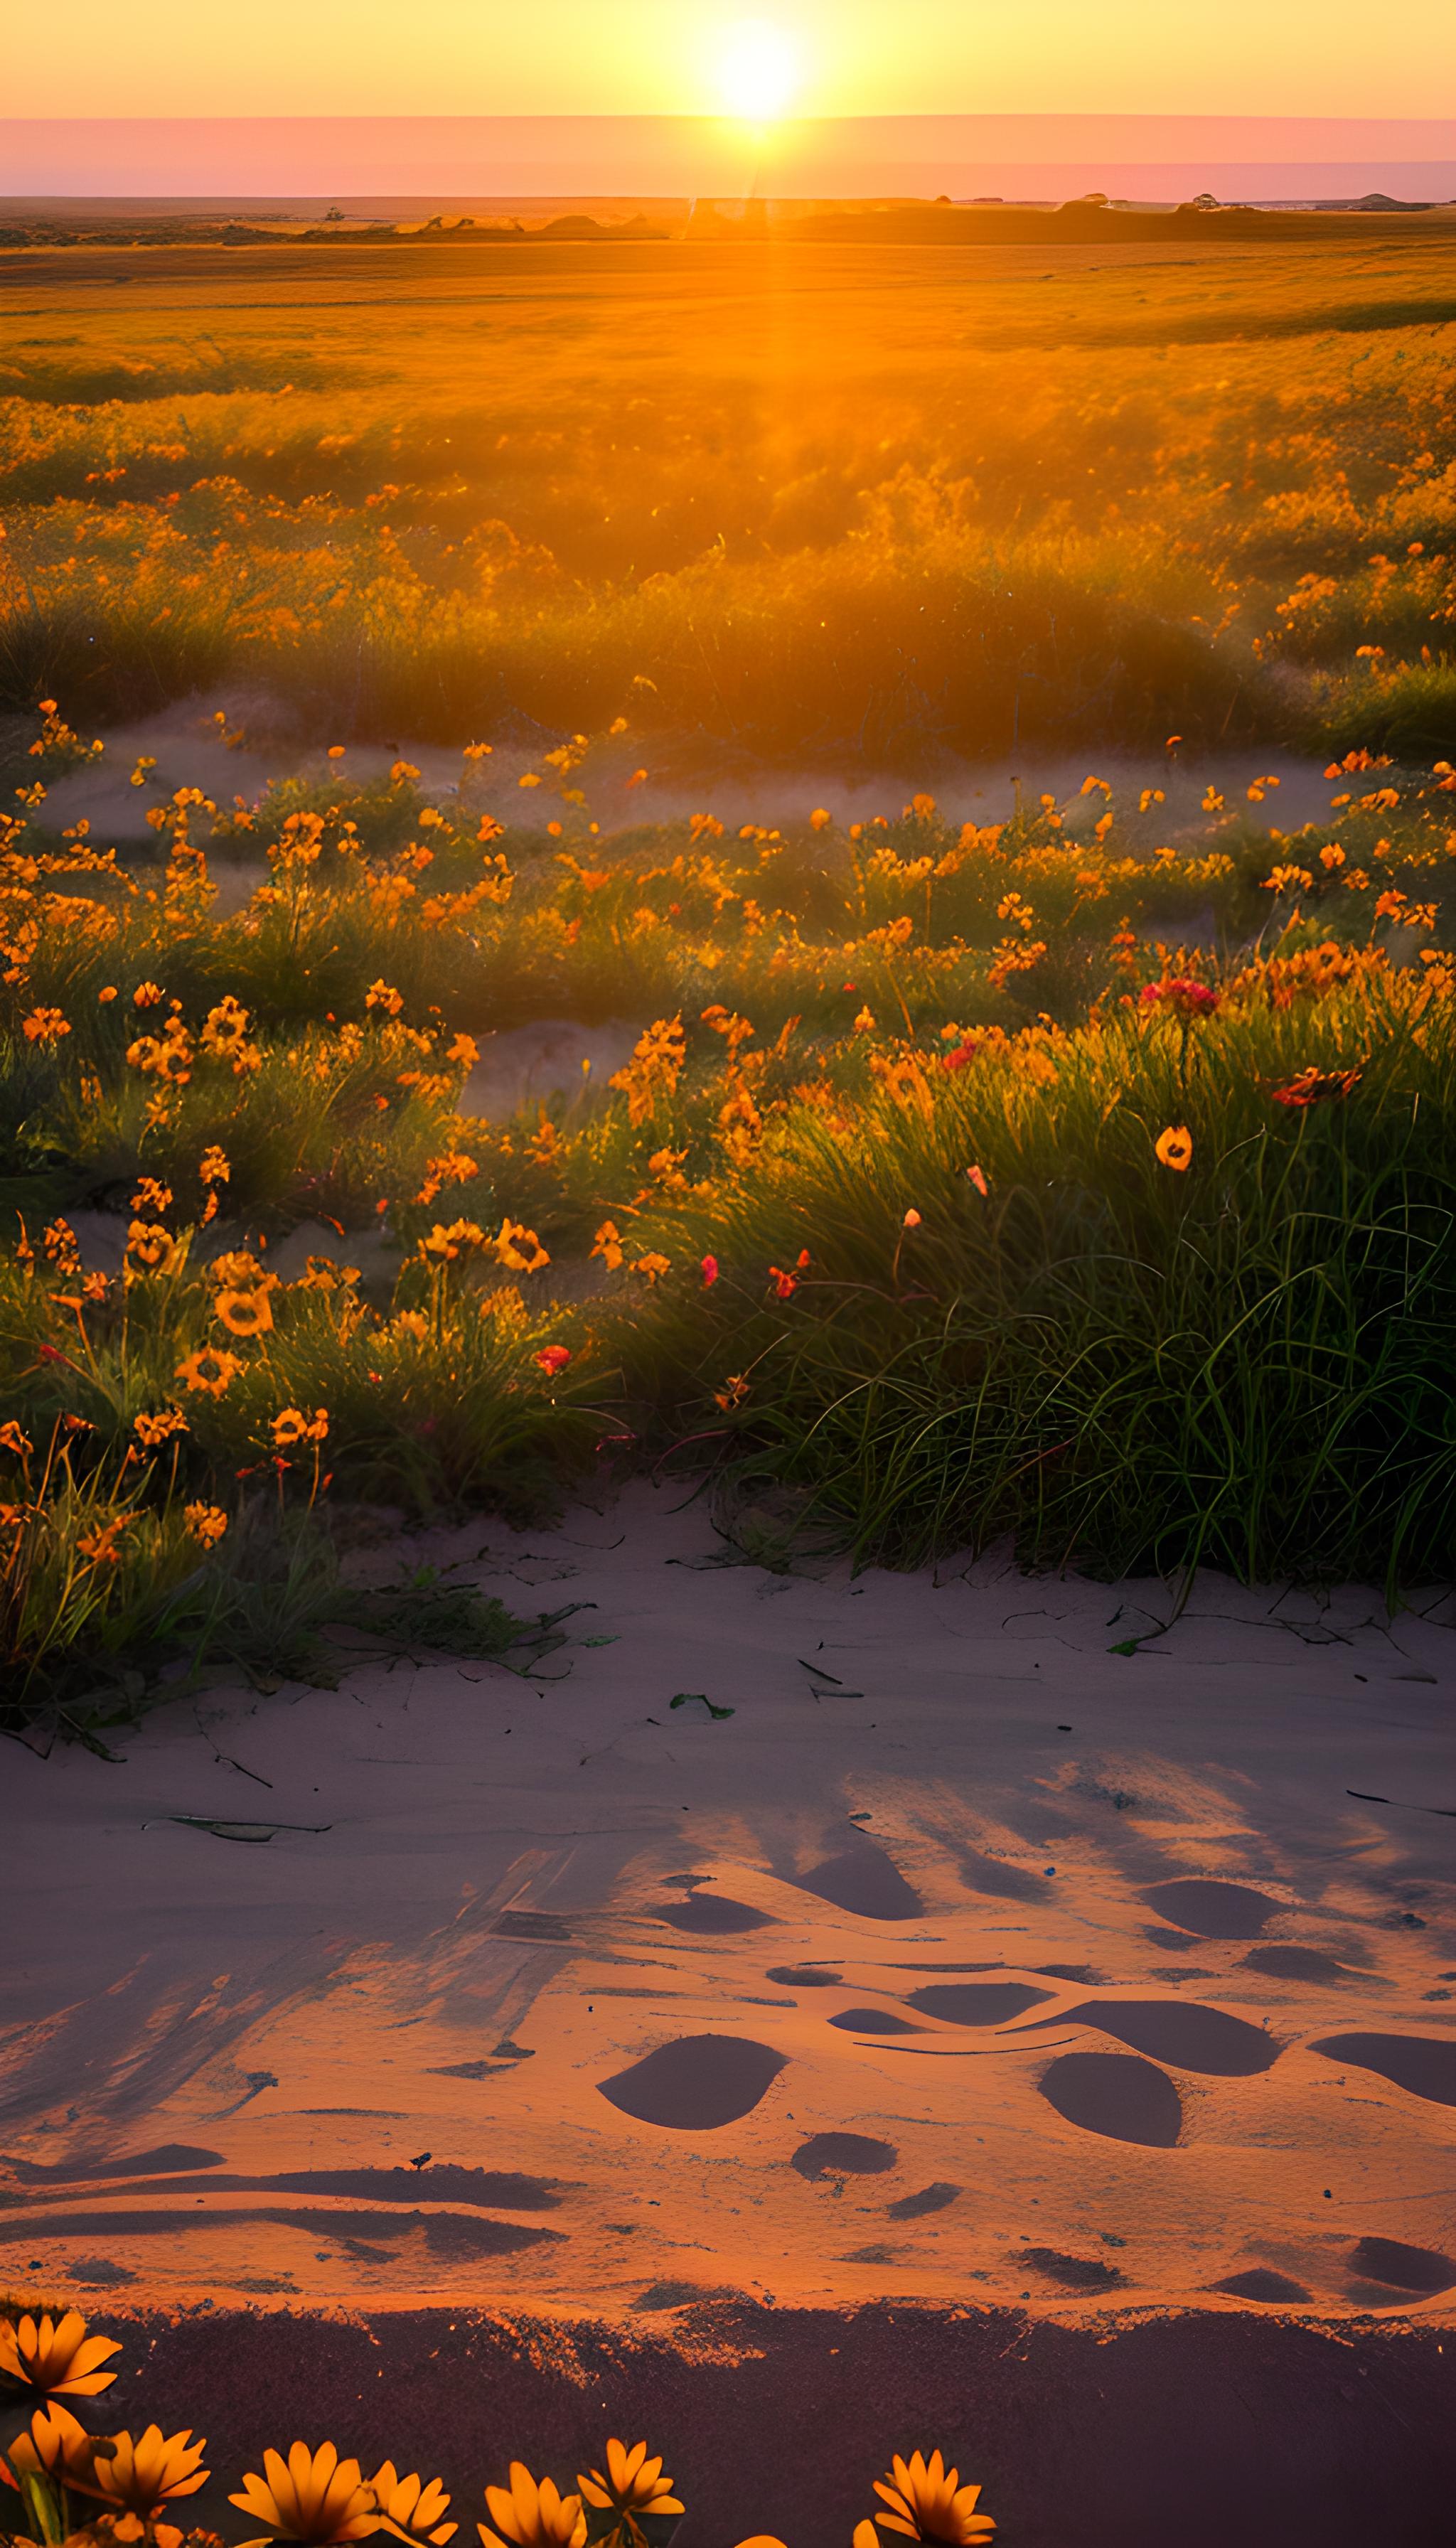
[714, 19, 803, 123]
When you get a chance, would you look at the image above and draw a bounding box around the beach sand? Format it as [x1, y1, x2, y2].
[3, 1482, 1453, 2537]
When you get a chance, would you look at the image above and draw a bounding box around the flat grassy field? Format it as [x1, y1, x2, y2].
[2, 225, 1456, 761]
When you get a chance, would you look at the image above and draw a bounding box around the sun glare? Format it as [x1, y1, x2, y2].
[714, 18, 802, 122]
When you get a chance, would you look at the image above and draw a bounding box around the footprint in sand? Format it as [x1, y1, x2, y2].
[827, 2007, 924, 2033]
[1347, 2235, 1455, 2295]
[1213, 2267, 1312, 2303]
[790, 2131, 899, 2180]
[887, 2181, 960, 2219]
[598, 2034, 788, 2129]
[1038, 2050, 1182, 2148]
[659, 1893, 777, 1934]
[904, 1981, 1055, 2025]
[1310, 2032, 1456, 2107]
[1140, 1879, 1282, 1939]
[792, 1845, 924, 1920]
[1047, 1998, 1281, 2076]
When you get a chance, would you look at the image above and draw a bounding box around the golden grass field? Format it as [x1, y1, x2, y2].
[2, 222, 1455, 761]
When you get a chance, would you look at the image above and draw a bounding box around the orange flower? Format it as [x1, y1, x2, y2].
[199, 1145, 231, 1184]
[496, 1219, 550, 1275]
[477, 2465, 585, 2548]
[577, 2441, 682, 2523]
[1269, 1066, 1362, 1109]
[1154, 1125, 1193, 1172]
[132, 1176, 173, 1216]
[965, 1165, 988, 1197]
[370, 2463, 456, 2547]
[0, 1420, 33, 1457]
[590, 1221, 624, 1271]
[365, 980, 404, 1016]
[200, 995, 250, 1054]
[185, 1503, 229, 1546]
[0, 2311, 121, 2397]
[902, 1208, 921, 1228]
[78, 1519, 128, 1566]
[22, 1007, 70, 1044]
[768, 1264, 798, 1299]
[230, 2443, 380, 2548]
[446, 1032, 479, 1069]
[272, 1407, 328, 1447]
[217, 1287, 274, 1337]
[134, 1407, 189, 1447]
[124, 1221, 182, 1278]
[177, 1346, 243, 1397]
[533, 1347, 572, 1376]
[633, 1252, 670, 1285]
[1, 2402, 104, 2493]
[809, 806, 832, 830]
[132, 981, 164, 1007]
[90, 2427, 209, 2519]
[860, 2448, 995, 2545]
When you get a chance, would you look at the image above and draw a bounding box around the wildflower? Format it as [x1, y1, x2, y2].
[1139, 979, 1219, 1019]
[99, 985, 119, 1002]
[200, 995, 250, 1054]
[857, 2447, 995, 2545]
[940, 1040, 977, 1071]
[0, 2309, 121, 2397]
[1155, 1125, 1194, 1172]
[90, 2428, 209, 2519]
[22, 1007, 70, 1043]
[133, 981, 164, 1008]
[132, 1176, 173, 1216]
[446, 1032, 480, 1068]
[1319, 845, 1346, 870]
[966, 1166, 988, 1197]
[768, 1264, 798, 1300]
[533, 1345, 572, 1377]
[125, 1220, 182, 1278]
[633, 1252, 671, 1284]
[134, 1408, 189, 1447]
[177, 1346, 243, 1397]
[185, 1503, 229, 1546]
[217, 1287, 274, 1338]
[200, 1145, 231, 1184]
[230, 2443, 380, 2548]
[701, 1254, 719, 1286]
[1, 2402, 103, 2493]
[1269, 1066, 1362, 1108]
[78, 1519, 127, 1566]
[366, 980, 404, 1015]
[496, 1219, 550, 1275]
[1260, 864, 1314, 896]
[577, 2440, 683, 2525]
[902, 1209, 922, 1228]
[1, 1420, 34, 1457]
[853, 1007, 876, 1034]
[477, 2464, 586, 2548]
[272, 1408, 328, 1447]
[83, 1270, 109, 1301]
[714, 1374, 749, 1410]
[420, 1219, 486, 1263]
[370, 2463, 456, 2547]
[591, 1221, 624, 1271]
[809, 808, 832, 830]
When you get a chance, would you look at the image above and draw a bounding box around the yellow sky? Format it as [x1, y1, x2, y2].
[7, 0, 1454, 120]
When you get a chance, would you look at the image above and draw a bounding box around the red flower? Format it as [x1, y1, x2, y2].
[941, 1039, 978, 1071]
[768, 1265, 797, 1300]
[1140, 978, 1219, 1019]
[534, 1345, 572, 1376]
[701, 1255, 719, 1286]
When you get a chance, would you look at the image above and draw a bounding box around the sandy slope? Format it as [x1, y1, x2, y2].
[2, 1482, 1453, 2327]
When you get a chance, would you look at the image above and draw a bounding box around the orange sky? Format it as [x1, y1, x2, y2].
[7, 0, 1455, 120]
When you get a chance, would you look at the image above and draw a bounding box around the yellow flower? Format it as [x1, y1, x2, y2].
[2, 2401, 104, 2492]
[477, 2465, 586, 2548]
[208, 1250, 273, 1292]
[365, 980, 404, 1016]
[230, 2442, 381, 2548]
[217, 1287, 274, 1337]
[590, 1221, 624, 1271]
[0, 2310, 122, 2397]
[200, 995, 250, 1054]
[90, 2428, 208, 2518]
[370, 2463, 456, 2547]
[577, 2441, 682, 2523]
[495, 1218, 549, 1275]
[272, 1407, 327, 1448]
[200, 1145, 231, 1184]
[124, 1220, 182, 1278]
[134, 1407, 189, 1447]
[177, 1345, 243, 1397]
[853, 1006, 876, 1034]
[862, 2448, 995, 2545]
[185, 1502, 229, 1546]
[446, 1032, 479, 1069]
[420, 1219, 486, 1263]
[1154, 1124, 1193, 1173]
